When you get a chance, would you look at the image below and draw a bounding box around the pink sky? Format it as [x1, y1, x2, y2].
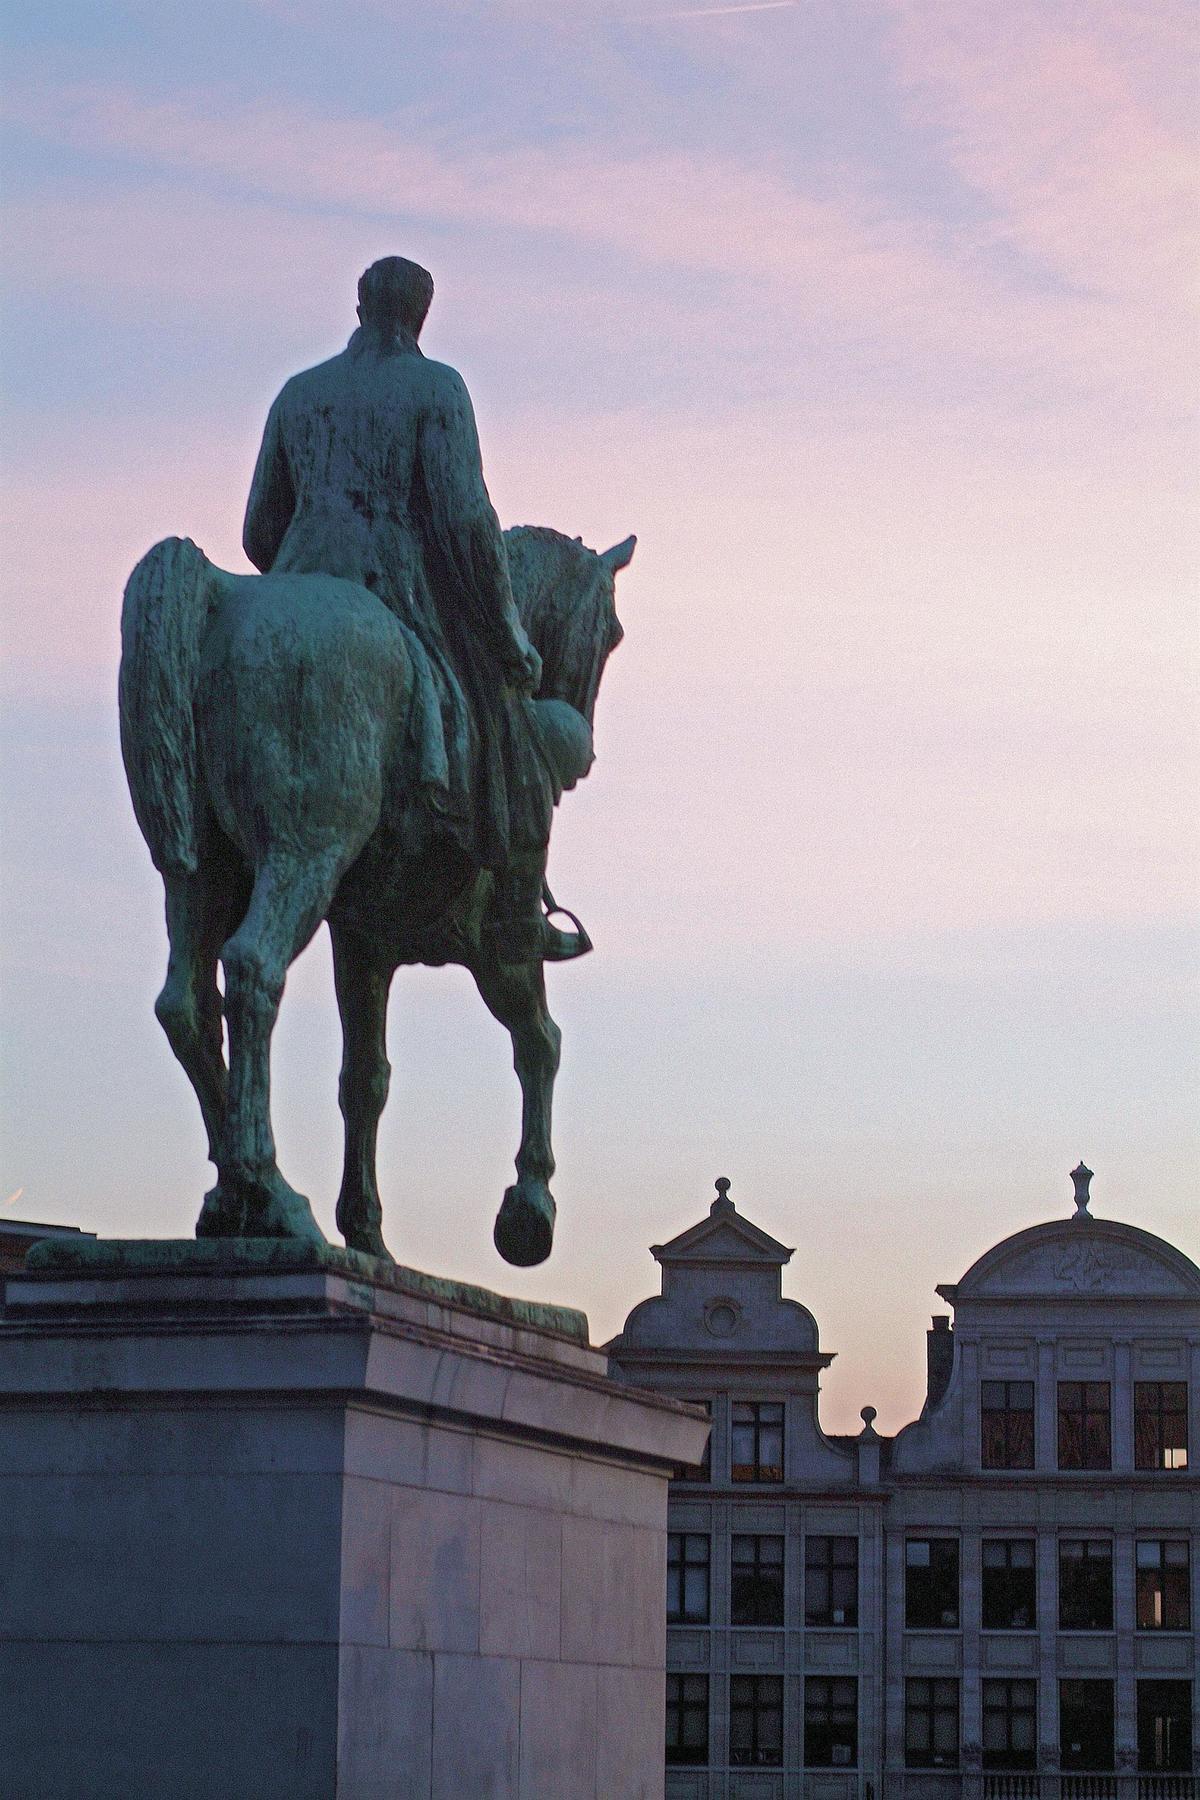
[2, 0, 1196, 1428]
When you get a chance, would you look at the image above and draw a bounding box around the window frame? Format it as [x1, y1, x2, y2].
[667, 1531, 711, 1626]
[1057, 1380, 1112, 1471]
[981, 1379, 1035, 1470]
[730, 1533, 785, 1628]
[905, 1676, 960, 1770]
[804, 1534, 859, 1628]
[1058, 1538, 1114, 1632]
[1134, 1382, 1189, 1471]
[730, 1400, 785, 1483]
[981, 1537, 1037, 1631]
[804, 1675, 858, 1769]
[905, 1537, 961, 1630]
[982, 1678, 1038, 1772]
[666, 1672, 709, 1767]
[1135, 1540, 1191, 1633]
[729, 1673, 784, 1768]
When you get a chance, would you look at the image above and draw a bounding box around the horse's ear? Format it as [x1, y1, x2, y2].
[600, 535, 636, 573]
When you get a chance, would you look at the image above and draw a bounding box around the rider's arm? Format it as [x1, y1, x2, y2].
[417, 366, 538, 689]
[243, 394, 296, 573]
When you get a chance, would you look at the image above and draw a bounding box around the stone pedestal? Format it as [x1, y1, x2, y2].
[0, 1240, 708, 1800]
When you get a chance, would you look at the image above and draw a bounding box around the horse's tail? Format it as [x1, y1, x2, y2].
[119, 535, 217, 877]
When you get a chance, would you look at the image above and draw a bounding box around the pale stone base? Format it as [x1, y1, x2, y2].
[0, 1245, 708, 1800]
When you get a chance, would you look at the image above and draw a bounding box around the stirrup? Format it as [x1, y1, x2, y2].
[541, 883, 592, 960]
[485, 907, 593, 965]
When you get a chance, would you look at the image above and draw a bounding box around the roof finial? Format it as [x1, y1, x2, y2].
[712, 1176, 734, 1215]
[1070, 1162, 1094, 1219]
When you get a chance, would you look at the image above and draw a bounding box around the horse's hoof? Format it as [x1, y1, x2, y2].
[196, 1182, 243, 1239]
[338, 1208, 396, 1265]
[249, 1174, 329, 1247]
[493, 1181, 555, 1267]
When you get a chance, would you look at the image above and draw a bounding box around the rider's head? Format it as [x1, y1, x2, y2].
[357, 257, 435, 340]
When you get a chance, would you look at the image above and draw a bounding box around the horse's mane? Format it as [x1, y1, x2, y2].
[503, 526, 622, 721]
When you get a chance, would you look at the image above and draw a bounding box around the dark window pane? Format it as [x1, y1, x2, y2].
[906, 1538, 960, 1629]
[731, 1535, 785, 1627]
[1136, 1541, 1191, 1632]
[1059, 1539, 1112, 1632]
[982, 1380, 1035, 1469]
[982, 1539, 1037, 1631]
[1058, 1380, 1111, 1470]
[666, 1673, 709, 1766]
[1137, 1681, 1193, 1774]
[730, 1674, 783, 1767]
[983, 1679, 1039, 1772]
[1135, 1383, 1189, 1471]
[667, 1532, 710, 1624]
[731, 1402, 785, 1482]
[805, 1535, 859, 1627]
[805, 1676, 858, 1768]
[905, 1676, 960, 1768]
[1060, 1680, 1115, 1772]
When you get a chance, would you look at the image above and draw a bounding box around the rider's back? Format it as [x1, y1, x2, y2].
[251, 343, 462, 621]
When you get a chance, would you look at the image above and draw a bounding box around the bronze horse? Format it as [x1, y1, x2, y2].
[119, 525, 633, 1266]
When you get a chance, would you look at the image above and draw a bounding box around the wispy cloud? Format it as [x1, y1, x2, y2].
[649, 1, 797, 18]
[2, 69, 1191, 422]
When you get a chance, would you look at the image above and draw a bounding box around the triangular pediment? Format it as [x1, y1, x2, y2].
[652, 1190, 793, 1267]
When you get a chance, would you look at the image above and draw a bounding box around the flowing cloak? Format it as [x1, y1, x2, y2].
[243, 331, 553, 867]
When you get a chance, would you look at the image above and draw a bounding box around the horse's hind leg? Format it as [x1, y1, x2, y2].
[155, 871, 230, 1223]
[470, 950, 561, 1267]
[331, 924, 396, 1263]
[219, 854, 342, 1244]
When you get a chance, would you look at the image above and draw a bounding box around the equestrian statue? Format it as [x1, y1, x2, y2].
[118, 257, 634, 1267]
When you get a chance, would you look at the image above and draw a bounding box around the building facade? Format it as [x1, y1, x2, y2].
[608, 1172, 1200, 1800]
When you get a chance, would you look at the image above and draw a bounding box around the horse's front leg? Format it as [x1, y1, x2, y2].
[218, 854, 339, 1244]
[331, 924, 395, 1262]
[471, 950, 562, 1267]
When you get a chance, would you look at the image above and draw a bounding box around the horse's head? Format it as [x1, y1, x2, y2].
[503, 526, 635, 727]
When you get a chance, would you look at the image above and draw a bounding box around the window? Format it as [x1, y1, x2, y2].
[1059, 1539, 1113, 1631]
[1137, 1680, 1193, 1774]
[805, 1676, 857, 1768]
[667, 1533, 710, 1625]
[731, 1535, 784, 1627]
[905, 1678, 959, 1769]
[805, 1535, 858, 1628]
[981, 1380, 1034, 1469]
[730, 1402, 784, 1482]
[666, 1673, 708, 1766]
[1136, 1541, 1191, 1631]
[982, 1539, 1036, 1630]
[983, 1679, 1037, 1771]
[729, 1675, 783, 1767]
[1060, 1680, 1114, 1772]
[674, 1400, 712, 1482]
[1135, 1383, 1189, 1470]
[905, 1538, 960, 1629]
[1058, 1381, 1111, 1470]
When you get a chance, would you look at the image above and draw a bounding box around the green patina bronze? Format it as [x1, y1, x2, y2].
[23, 1236, 590, 1343]
[119, 257, 634, 1272]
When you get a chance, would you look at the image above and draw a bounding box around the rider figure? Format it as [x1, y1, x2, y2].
[243, 256, 584, 962]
